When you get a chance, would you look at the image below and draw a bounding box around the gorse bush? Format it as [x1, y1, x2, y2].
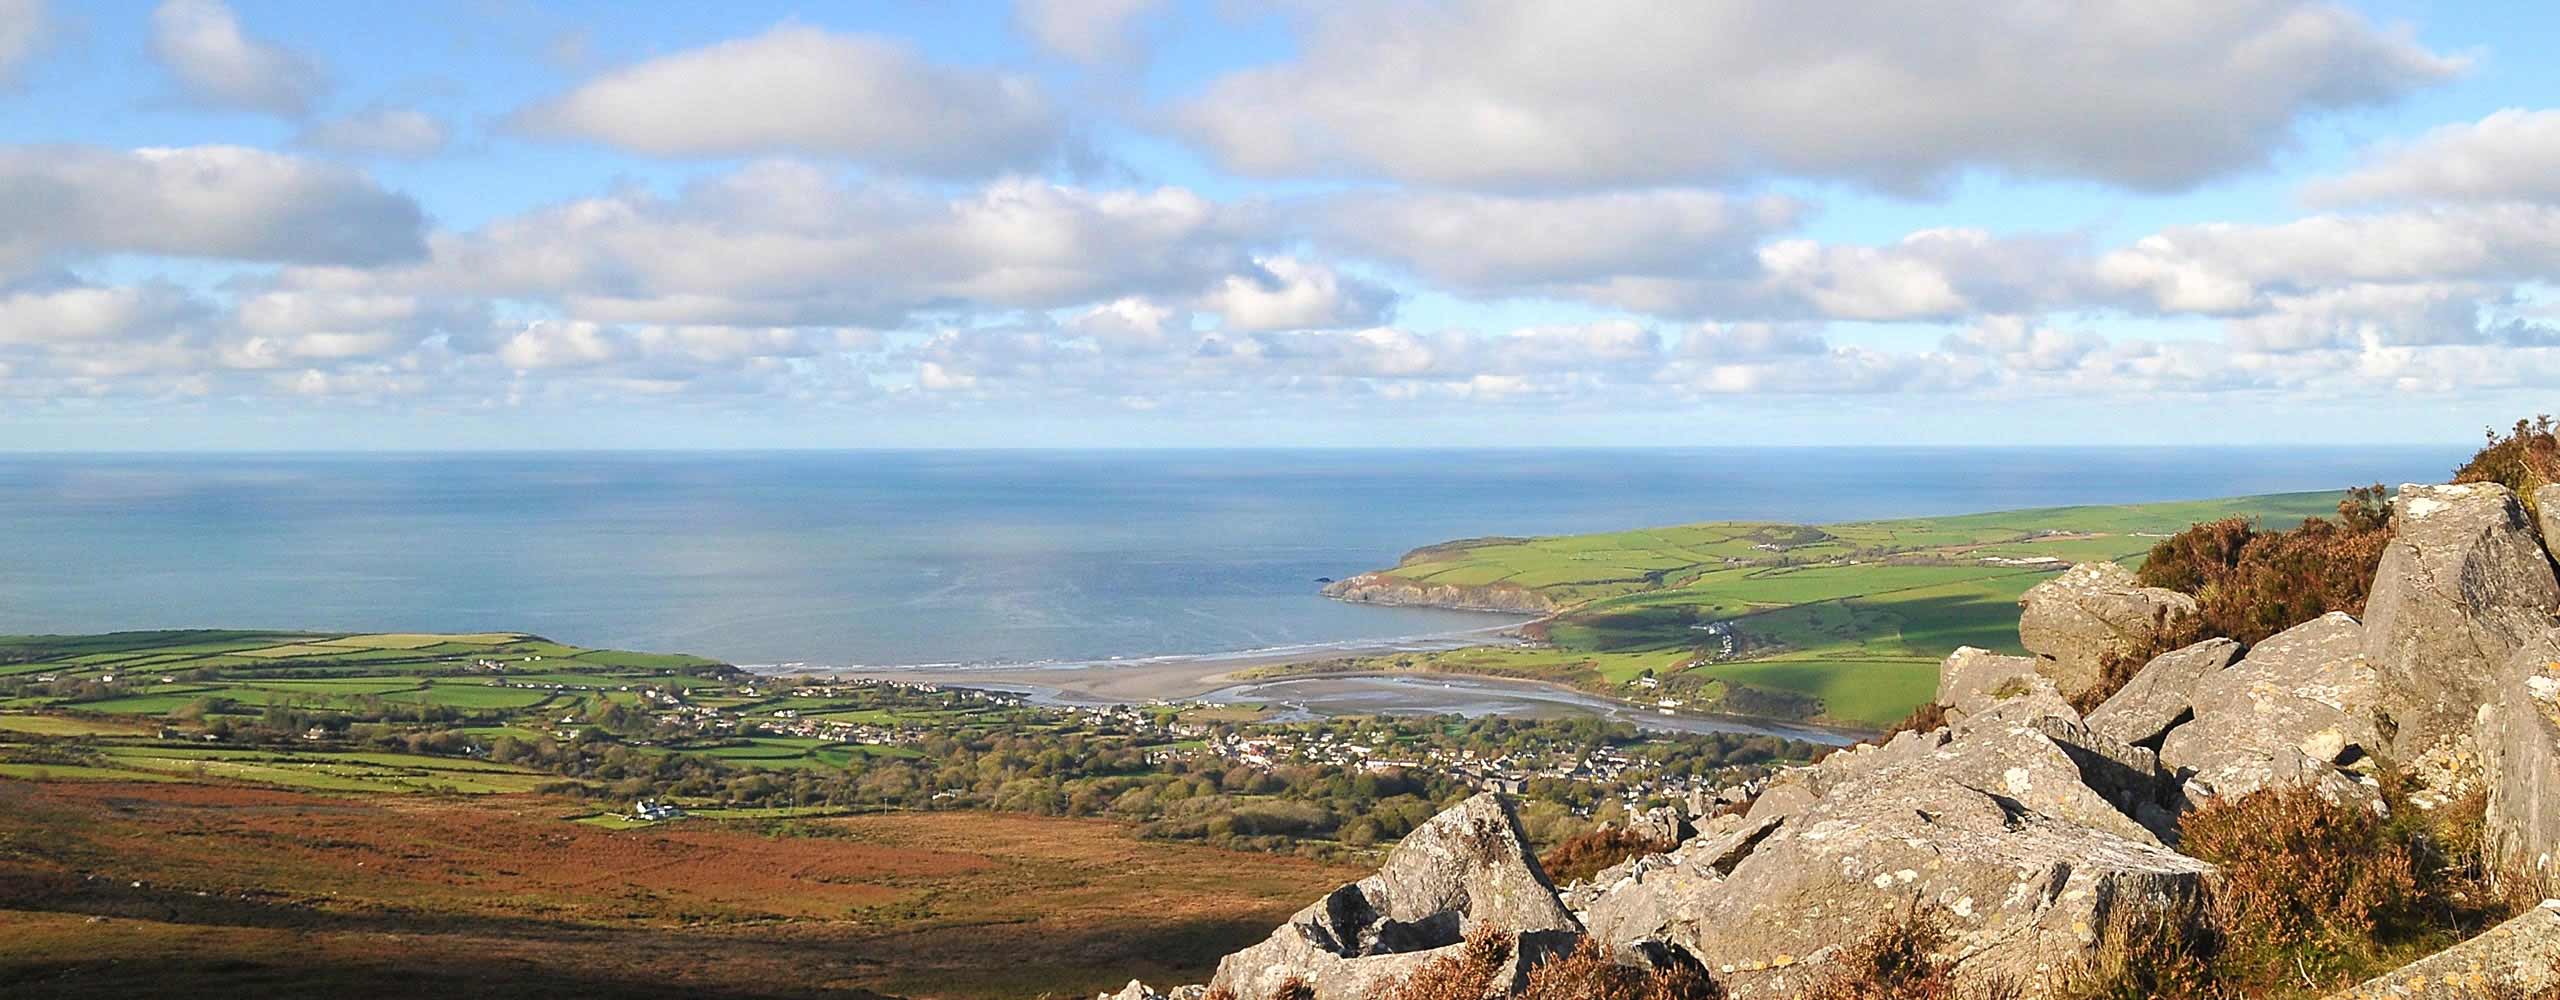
[2133, 485, 2392, 647]
[2455, 415, 2560, 517]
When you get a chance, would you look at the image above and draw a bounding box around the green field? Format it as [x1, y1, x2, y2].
[1321, 490, 2347, 729]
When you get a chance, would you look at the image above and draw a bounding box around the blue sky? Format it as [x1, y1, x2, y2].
[4, 0, 2560, 449]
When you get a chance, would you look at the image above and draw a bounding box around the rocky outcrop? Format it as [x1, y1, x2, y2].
[1580, 714, 2207, 998]
[1321, 572, 1559, 614]
[2363, 482, 2560, 765]
[1159, 479, 2560, 1000]
[1934, 646, 2049, 725]
[1208, 793, 1580, 1000]
[1625, 805, 1692, 845]
[2018, 561, 2201, 700]
[2323, 899, 2560, 999]
[2483, 628, 2560, 895]
[2086, 638, 2242, 748]
[2158, 612, 2385, 812]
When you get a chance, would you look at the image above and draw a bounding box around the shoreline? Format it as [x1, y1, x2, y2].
[755, 620, 1873, 746]
[748, 622, 1537, 703]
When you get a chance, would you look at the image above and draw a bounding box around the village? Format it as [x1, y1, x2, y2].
[499, 672, 1765, 819]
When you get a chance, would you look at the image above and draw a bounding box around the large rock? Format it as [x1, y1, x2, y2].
[1209, 793, 1580, 1000]
[2160, 612, 2384, 812]
[2018, 561, 2201, 700]
[2086, 638, 2243, 748]
[1580, 719, 2209, 999]
[2323, 899, 2560, 999]
[2483, 629, 2560, 895]
[2364, 482, 2560, 763]
[2537, 483, 2560, 564]
[1934, 647, 2050, 726]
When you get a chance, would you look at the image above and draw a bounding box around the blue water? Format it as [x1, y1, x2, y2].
[0, 447, 2464, 666]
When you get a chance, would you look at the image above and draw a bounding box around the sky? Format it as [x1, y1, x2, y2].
[2, 0, 2559, 450]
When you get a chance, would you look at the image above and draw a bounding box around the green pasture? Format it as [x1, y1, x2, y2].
[1335, 490, 2354, 729]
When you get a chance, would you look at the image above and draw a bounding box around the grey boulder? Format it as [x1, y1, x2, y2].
[2159, 612, 2384, 812]
[1208, 792, 1579, 1000]
[2086, 638, 2242, 748]
[1580, 720, 2208, 999]
[2323, 899, 2560, 999]
[1934, 647, 2051, 726]
[2018, 561, 2201, 701]
[2363, 482, 2560, 764]
[2481, 628, 2560, 895]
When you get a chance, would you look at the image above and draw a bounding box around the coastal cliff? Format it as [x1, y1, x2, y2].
[1320, 572, 1559, 615]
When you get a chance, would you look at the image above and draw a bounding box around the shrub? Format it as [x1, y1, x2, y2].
[2133, 487, 2392, 647]
[1798, 908, 2012, 1000]
[1374, 926, 1725, 1000]
[1539, 826, 1677, 885]
[2177, 787, 2422, 981]
[1880, 699, 1947, 739]
[2455, 415, 2560, 517]
[1520, 935, 1722, 1000]
[1381, 927, 1512, 1000]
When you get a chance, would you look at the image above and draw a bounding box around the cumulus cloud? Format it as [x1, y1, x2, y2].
[509, 25, 1062, 175]
[2098, 206, 2560, 313]
[0, 0, 48, 90]
[2308, 109, 2560, 206]
[1174, 0, 2459, 193]
[0, 145, 426, 272]
[404, 163, 1253, 327]
[148, 0, 327, 117]
[1198, 257, 1394, 332]
[0, 280, 202, 345]
[2221, 283, 2497, 352]
[1015, 0, 1167, 65]
[295, 106, 450, 159]
[1315, 189, 1801, 290]
[1067, 297, 1185, 354]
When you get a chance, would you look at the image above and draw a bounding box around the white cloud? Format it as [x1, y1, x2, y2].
[1015, 0, 1167, 65]
[148, 0, 327, 117]
[0, 145, 426, 272]
[1068, 297, 1183, 354]
[1567, 228, 2097, 322]
[0, 282, 199, 345]
[509, 25, 1061, 175]
[2222, 283, 2495, 352]
[0, 0, 48, 89]
[2309, 109, 2560, 206]
[1174, 0, 2459, 193]
[2099, 206, 2560, 312]
[412, 163, 1253, 326]
[1199, 257, 1394, 332]
[296, 107, 450, 159]
[1316, 189, 1801, 289]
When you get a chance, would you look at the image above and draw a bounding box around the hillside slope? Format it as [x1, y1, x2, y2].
[1314, 492, 2347, 728]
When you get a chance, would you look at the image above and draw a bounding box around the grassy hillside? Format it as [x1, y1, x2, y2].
[1319, 491, 2350, 729]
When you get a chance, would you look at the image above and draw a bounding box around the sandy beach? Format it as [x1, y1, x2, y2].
[760, 626, 1867, 745]
[790, 626, 1528, 703]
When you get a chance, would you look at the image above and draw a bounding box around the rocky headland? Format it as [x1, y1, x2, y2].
[1320, 572, 1561, 615]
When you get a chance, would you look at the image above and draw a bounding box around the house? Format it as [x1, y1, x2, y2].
[631, 799, 685, 822]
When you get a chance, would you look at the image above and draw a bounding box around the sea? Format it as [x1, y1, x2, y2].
[0, 447, 2464, 669]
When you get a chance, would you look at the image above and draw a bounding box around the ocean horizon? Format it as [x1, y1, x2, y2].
[0, 445, 2467, 667]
